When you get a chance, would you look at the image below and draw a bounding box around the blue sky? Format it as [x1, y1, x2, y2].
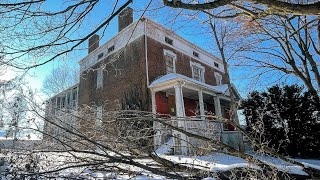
[1, 0, 303, 99]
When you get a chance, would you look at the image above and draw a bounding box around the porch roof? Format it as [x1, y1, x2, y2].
[149, 73, 229, 95]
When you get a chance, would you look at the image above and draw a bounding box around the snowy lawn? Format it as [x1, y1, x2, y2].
[1, 150, 320, 179]
[157, 153, 259, 172]
[157, 153, 320, 176]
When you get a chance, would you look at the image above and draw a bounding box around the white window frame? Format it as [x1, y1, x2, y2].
[164, 49, 177, 74]
[215, 72, 222, 85]
[96, 67, 103, 89]
[96, 106, 103, 127]
[190, 61, 205, 83]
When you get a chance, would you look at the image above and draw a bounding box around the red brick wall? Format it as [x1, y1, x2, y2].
[155, 91, 216, 117]
[184, 98, 197, 116]
[147, 37, 226, 86]
[79, 36, 147, 111]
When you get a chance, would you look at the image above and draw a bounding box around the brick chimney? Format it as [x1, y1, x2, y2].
[118, 7, 133, 32]
[88, 34, 99, 54]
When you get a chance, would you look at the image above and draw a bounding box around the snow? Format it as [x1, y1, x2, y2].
[293, 159, 320, 170]
[252, 154, 308, 176]
[150, 73, 229, 94]
[154, 137, 173, 155]
[1, 149, 320, 179]
[158, 153, 259, 172]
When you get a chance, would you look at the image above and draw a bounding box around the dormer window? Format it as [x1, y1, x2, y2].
[215, 72, 222, 85]
[165, 37, 173, 45]
[193, 51, 199, 58]
[108, 45, 114, 53]
[190, 61, 205, 82]
[164, 50, 177, 74]
[214, 62, 219, 68]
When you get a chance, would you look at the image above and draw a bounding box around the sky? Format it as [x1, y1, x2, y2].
[1, 0, 311, 131]
[0, 0, 298, 98]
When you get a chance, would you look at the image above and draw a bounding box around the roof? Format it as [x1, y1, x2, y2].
[149, 73, 241, 100]
[150, 73, 228, 93]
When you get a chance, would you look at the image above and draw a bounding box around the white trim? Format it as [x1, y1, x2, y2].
[146, 19, 223, 63]
[146, 19, 225, 73]
[79, 21, 145, 72]
[190, 61, 205, 83]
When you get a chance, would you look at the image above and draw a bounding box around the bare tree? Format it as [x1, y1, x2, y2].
[0, 0, 133, 71]
[42, 64, 79, 97]
[163, 0, 320, 18]
[234, 15, 320, 96]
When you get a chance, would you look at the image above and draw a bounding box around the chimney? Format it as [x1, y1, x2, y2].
[88, 34, 99, 54]
[118, 7, 133, 32]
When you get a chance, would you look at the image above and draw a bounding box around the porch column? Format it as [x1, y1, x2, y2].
[174, 84, 185, 118]
[214, 95, 224, 133]
[198, 90, 205, 120]
[214, 95, 222, 117]
[151, 90, 161, 148]
[151, 91, 156, 114]
[174, 84, 188, 155]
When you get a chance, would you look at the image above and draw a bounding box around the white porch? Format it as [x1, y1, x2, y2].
[149, 73, 241, 155]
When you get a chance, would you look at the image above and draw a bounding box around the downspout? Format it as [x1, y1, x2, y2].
[144, 18, 149, 87]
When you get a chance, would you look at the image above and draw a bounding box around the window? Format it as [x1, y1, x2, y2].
[96, 106, 103, 127]
[164, 50, 177, 74]
[97, 53, 104, 60]
[56, 97, 61, 109]
[190, 61, 205, 82]
[193, 51, 199, 58]
[97, 68, 103, 88]
[165, 36, 173, 45]
[215, 72, 222, 85]
[108, 45, 114, 53]
[61, 96, 66, 108]
[67, 93, 70, 107]
[214, 62, 219, 68]
[165, 55, 175, 73]
[72, 88, 77, 107]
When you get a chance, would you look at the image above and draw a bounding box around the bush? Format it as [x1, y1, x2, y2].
[242, 85, 320, 158]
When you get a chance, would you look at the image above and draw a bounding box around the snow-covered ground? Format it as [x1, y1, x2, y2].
[158, 153, 259, 172]
[1, 149, 319, 179]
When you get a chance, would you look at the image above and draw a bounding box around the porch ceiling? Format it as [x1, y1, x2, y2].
[160, 87, 213, 102]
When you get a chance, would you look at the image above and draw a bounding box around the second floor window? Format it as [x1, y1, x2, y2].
[190, 61, 205, 82]
[97, 68, 103, 88]
[165, 55, 175, 73]
[215, 72, 222, 85]
[164, 50, 177, 74]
